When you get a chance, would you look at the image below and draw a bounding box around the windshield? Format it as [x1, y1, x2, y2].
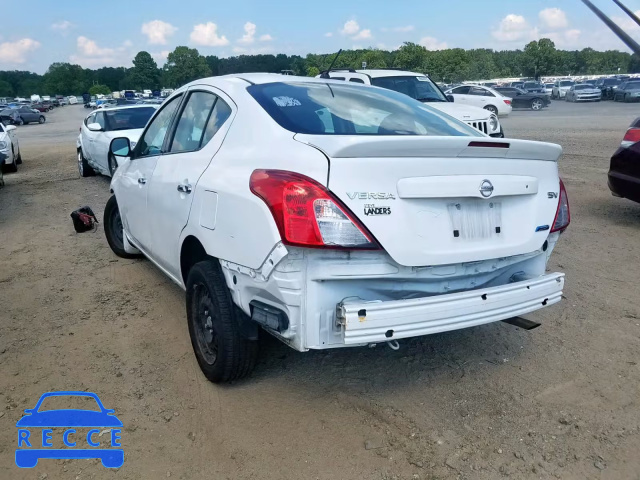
[104, 107, 156, 131]
[626, 82, 640, 89]
[604, 79, 620, 86]
[248, 81, 480, 137]
[545, 84, 554, 88]
[370, 76, 448, 102]
[574, 85, 593, 90]
[523, 83, 541, 88]
[560, 81, 574, 87]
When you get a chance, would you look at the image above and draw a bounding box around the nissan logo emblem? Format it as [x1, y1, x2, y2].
[479, 180, 494, 198]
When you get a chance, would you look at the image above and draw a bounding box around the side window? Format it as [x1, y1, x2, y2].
[469, 87, 485, 96]
[137, 94, 183, 157]
[349, 78, 365, 84]
[95, 112, 106, 130]
[452, 86, 471, 94]
[201, 97, 232, 146]
[169, 91, 217, 153]
[331, 77, 346, 81]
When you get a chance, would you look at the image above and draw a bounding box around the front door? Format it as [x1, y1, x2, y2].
[115, 94, 184, 251]
[146, 87, 234, 278]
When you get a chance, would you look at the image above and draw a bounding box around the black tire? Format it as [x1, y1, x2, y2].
[38, 116, 45, 124]
[186, 260, 258, 383]
[2, 157, 17, 173]
[531, 98, 544, 110]
[484, 105, 498, 115]
[104, 195, 140, 259]
[16, 117, 24, 126]
[77, 149, 95, 177]
[108, 154, 118, 177]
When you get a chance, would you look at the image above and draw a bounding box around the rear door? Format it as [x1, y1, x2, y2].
[467, 86, 490, 108]
[145, 87, 234, 278]
[116, 94, 184, 251]
[448, 86, 471, 106]
[82, 113, 98, 160]
[91, 112, 108, 171]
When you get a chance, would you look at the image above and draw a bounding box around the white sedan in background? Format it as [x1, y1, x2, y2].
[77, 105, 157, 177]
[445, 84, 512, 116]
[0, 122, 21, 173]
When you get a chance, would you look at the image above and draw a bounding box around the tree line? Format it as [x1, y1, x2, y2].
[2, 39, 640, 97]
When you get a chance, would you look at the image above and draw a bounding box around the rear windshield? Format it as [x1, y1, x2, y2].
[523, 82, 542, 88]
[574, 85, 592, 90]
[248, 82, 480, 137]
[560, 81, 574, 87]
[105, 107, 156, 131]
[603, 79, 620, 86]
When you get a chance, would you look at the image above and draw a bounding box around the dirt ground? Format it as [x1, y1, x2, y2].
[0, 102, 639, 480]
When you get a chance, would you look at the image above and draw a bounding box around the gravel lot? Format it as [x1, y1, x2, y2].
[0, 101, 639, 480]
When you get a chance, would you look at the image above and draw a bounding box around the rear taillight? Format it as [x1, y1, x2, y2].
[620, 127, 640, 148]
[250, 170, 379, 249]
[550, 179, 570, 233]
[503, 99, 512, 105]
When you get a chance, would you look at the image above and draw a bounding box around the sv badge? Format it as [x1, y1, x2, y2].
[548, 192, 559, 199]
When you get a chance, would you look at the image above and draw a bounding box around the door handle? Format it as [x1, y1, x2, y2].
[138, 177, 147, 185]
[177, 184, 192, 194]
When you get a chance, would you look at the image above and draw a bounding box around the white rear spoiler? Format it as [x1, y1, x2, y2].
[294, 135, 563, 162]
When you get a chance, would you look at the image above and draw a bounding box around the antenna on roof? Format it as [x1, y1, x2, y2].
[319, 49, 343, 79]
[612, 0, 640, 28]
[580, 0, 640, 55]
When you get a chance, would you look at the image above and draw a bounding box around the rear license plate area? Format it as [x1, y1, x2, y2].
[447, 201, 502, 239]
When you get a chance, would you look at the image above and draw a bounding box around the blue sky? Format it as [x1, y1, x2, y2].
[3, 0, 640, 73]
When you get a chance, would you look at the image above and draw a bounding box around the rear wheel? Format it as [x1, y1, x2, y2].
[15, 150, 22, 165]
[186, 260, 258, 383]
[16, 117, 24, 126]
[104, 195, 140, 259]
[484, 105, 498, 115]
[38, 116, 45, 124]
[77, 149, 95, 177]
[531, 98, 544, 110]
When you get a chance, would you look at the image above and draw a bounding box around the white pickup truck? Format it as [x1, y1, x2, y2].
[104, 74, 569, 382]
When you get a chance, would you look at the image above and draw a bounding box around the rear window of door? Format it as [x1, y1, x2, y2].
[169, 91, 232, 153]
[451, 86, 471, 94]
[136, 94, 183, 157]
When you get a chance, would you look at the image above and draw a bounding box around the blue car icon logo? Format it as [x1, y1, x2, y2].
[16, 391, 123, 468]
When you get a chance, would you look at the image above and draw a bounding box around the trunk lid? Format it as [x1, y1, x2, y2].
[295, 135, 562, 267]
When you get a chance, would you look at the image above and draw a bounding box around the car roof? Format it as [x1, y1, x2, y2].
[97, 104, 158, 113]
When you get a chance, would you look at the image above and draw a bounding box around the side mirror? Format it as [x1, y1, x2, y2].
[87, 122, 102, 132]
[110, 137, 132, 158]
[6, 125, 16, 131]
[446, 94, 454, 102]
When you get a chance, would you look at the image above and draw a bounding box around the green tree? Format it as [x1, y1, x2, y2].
[43, 63, 89, 95]
[0, 79, 13, 97]
[394, 42, 428, 71]
[523, 38, 557, 78]
[128, 51, 160, 90]
[306, 66, 320, 77]
[89, 84, 111, 96]
[163, 46, 211, 88]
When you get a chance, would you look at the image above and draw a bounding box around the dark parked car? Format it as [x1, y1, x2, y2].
[612, 80, 640, 102]
[9, 106, 46, 125]
[595, 77, 621, 100]
[608, 117, 640, 204]
[31, 103, 51, 112]
[0, 108, 21, 125]
[494, 87, 550, 110]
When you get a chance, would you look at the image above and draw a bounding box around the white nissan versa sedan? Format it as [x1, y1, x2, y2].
[105, 74, 570, 382]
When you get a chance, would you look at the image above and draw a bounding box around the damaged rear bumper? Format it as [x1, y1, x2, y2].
[337, 273, 564, 345]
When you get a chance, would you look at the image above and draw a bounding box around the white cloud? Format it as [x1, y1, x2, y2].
[492, 14, 533, 42]
[259, 34, 273, 42]
[539, 8, 568, 30]
[151, 50, 170, 64]
[382, 25, 414, 33]
[341, 20, 360, 36]
[51, 20, 73, 34]
[141, 20, 177, 45]
[419, 36, 448, 50]
[0, 38, 40, 64]
[325, 32, 333, 37]
[239, 22, 257, 44]
[190, 22, 229, 46]
[123, 40, 133, 48]
[353, 29, 372, 40]
[70, 36, 132, 67]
